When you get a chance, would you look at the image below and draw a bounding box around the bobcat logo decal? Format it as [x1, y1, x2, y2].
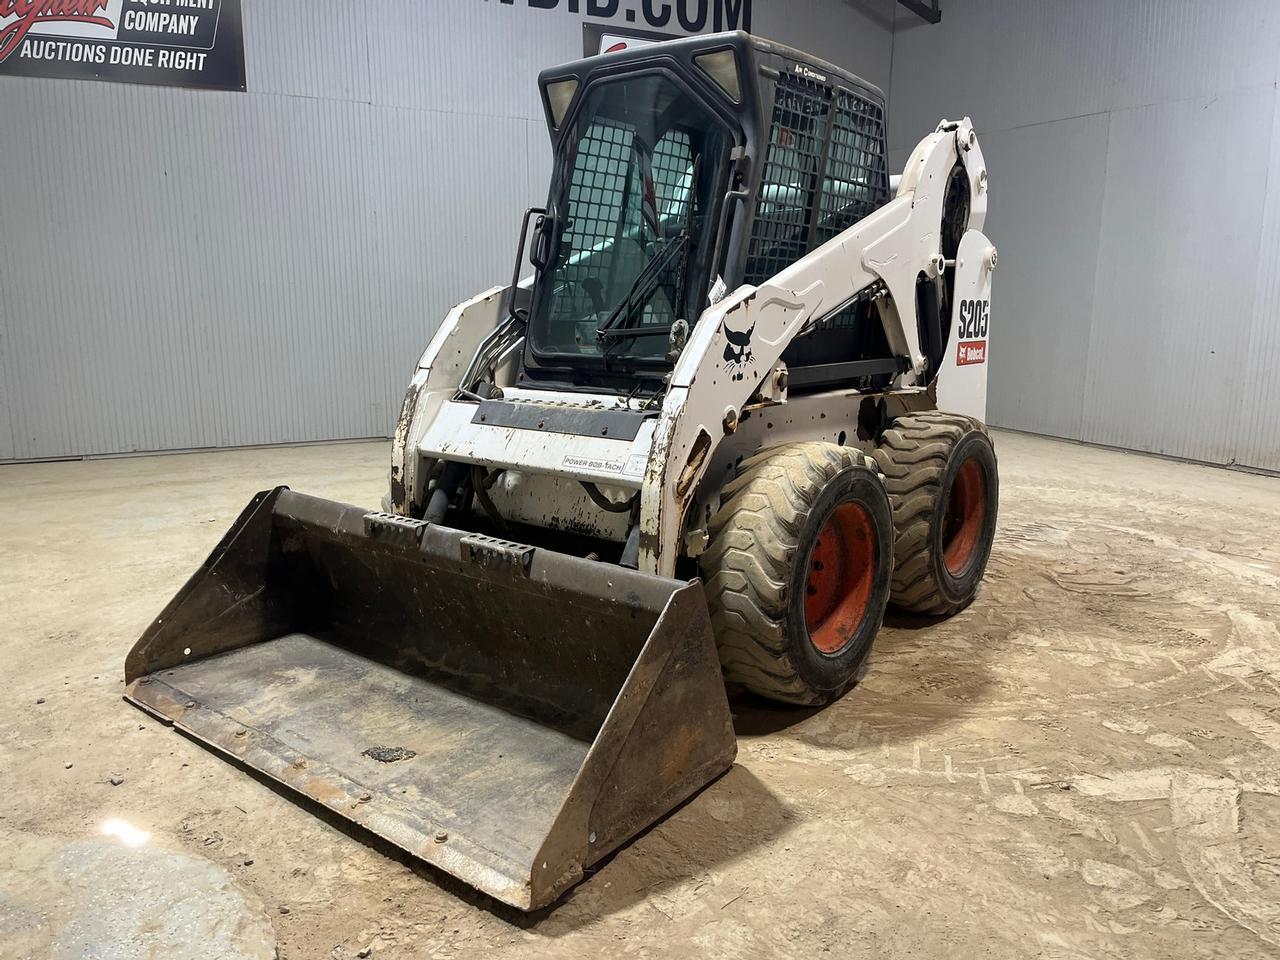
[722, 317, 755, 382]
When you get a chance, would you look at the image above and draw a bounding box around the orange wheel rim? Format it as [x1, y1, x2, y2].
[804, 502, 876, 655]
[943, 458, 987, 577]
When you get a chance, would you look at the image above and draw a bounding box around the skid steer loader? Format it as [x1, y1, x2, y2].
[125, 32, 999, 911]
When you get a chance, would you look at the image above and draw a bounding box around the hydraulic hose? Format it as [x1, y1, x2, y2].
[620, 522, 641, 569]
[472, 465, 509, 532]
[580, 481, 637, 514]
[424, 461, 468, 524]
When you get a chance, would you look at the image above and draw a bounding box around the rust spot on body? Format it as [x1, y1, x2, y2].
[657, 725, 702, 786]
[675, 429, 712, 500]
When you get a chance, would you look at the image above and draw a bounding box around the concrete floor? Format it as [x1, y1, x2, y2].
[3, 431, 1280, 959]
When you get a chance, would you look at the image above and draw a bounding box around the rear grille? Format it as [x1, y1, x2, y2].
[745, 75, 888, 287]
[815, 90, 889, 244]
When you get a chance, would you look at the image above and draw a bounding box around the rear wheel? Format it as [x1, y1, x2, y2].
[873, 413, 999, 616]
[701, 443, 894, 705]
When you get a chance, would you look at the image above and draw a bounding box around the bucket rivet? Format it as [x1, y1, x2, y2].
[234, 729, 247, 738]
[139, 677, 152, 685]
[434, 830, 448, 843]
[589, 831, 596, 844]
[185, 701, 196, 708]
[358, 792, 372, 803]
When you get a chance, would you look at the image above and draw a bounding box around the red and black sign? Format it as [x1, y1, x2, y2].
[955, 340, 987, 366]
[0, 0, 245, 91]
[955, 298, 989, 366]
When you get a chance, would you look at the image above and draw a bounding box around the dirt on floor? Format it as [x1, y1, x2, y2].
[2, 431, 1280, 959]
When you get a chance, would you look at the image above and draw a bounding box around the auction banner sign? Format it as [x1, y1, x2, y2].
[0, 0, 246, 91]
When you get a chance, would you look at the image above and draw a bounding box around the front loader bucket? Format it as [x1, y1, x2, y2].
[124, 488, 735, 911]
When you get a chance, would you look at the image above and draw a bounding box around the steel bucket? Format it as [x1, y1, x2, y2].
[124, 488, 736, 910]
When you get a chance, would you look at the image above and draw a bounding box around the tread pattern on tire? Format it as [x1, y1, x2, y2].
[702, 442, 879, 704]
[873, 412, 989, 615]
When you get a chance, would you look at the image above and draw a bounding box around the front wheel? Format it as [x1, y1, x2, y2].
[700, 443, 894, 706]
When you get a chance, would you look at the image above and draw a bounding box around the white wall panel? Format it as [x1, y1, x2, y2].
[241, 0, 372, 103]
[890, 0, 1280, 150]
[13, 0, 1273, 470]
[2, 79, 385, 458]
[365, 0, 570, 122]
[889, 0, 1120, 149]
[1082, 87, 1273, 464]
[0, 236, 15, 458]
[0, 0, 895, 461]
[982, 112, 1110, 441]
[891, 0, 1280, 472]
[1101, 0, 1280, 113]
[1231, 89, 1280, 473]
[365, 105, 536, 423]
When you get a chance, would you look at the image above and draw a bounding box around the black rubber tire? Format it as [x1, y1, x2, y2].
[873, 412, 999, 616]
[700, 442, 894, 706]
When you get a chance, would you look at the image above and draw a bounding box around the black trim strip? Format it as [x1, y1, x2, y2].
[898, 0, 942, 24]
[472, 400, 651, 441]
[787, 357, 909, 388]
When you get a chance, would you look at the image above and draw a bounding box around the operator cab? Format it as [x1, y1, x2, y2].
[514, 32, 903, 395]
[529, 73, 732, 370]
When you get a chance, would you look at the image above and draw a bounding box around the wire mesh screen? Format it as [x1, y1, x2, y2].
[652, 131, 693, 225]
[754, 75, 894, 386]
[745, 76, 888, 288]
[744, 75, 830, 286]
[815, 91, 889, 246]
[550, 119, 635, 328]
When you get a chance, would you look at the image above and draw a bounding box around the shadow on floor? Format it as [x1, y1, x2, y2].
[166, 727, 788, 930]
[536, 764, 790, 933]
[729, 597, 1005, 747]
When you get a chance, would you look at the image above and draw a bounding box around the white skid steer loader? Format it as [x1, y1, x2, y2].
[125, 32, 998, 911]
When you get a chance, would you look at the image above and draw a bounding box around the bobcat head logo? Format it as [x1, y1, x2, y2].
[722, 318, 755, 382]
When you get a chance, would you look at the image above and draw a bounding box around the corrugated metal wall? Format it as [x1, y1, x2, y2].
[0, 0, 895, 461]
[888, 0, 1280, 472]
